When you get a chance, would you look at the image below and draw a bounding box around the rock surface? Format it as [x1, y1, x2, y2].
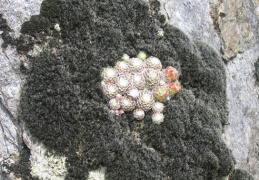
[0, 0, 258, 179]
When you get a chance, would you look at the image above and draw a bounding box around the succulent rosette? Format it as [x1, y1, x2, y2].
[132, 73, 146, 89]
[120, 96, 135, 111]
[168, 80, 181, 95]
[153, 85, 170, 102]
[137, 90, 155, 111]
[116, 75, 131, 93]
[152, 112, 164, 124]
[103, 83, 118, 98]
[164, 66, 179, 82]
[144, 69, 161, 87]
[152, 102, 164, 113]
[109, 98, 120, 110]
[121, 54, 130, 62]
[128, 58, 145, 73]
[101, 67, 117, 82]
[137, 51, 147, 61]
[133, 109, 145, 120]
[145, 57, 162, 70]
[115, 61, 130, 74]
[127, 87, 140, 99]
[101, 52, 181, 124]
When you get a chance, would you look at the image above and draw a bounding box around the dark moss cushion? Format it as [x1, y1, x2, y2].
[19, 0, 235, 179]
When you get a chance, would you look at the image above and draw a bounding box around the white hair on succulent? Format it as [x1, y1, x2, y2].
[101, 52, 181, 124]
[115, 61, 130, 74]
[152, 112, 164, 124]
[144, 69, 161, 87]
[145, 56, 162, 70]
[101, 67, 117, 82]
[133, 109, 145, 120]
[132, 73, 146, 89]
[152, 102, 164, 113]
[116, 75, 131, 93]
[137, 90, 155, 111]
[128, 58, 144, 73]
[103, 83, 118, 98]
[109, 98, 120, 110]
[127, 87, 140, 99]
[120, 96, 135, 111]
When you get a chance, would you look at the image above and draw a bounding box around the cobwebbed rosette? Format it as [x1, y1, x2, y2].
[137, 90, 155, 111]
[101, 52, 181, 124]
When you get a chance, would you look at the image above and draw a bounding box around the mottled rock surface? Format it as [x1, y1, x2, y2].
[224, 45, 259, 180]
[209, 0, 259, 61]
[0, 0, 258, 179]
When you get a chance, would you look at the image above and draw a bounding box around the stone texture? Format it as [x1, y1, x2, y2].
[224, 45, 259, 179]
[0, 0, 42, 38]
[0, 0, 43, 179]
[159, 0, 221, 52]
[0, 0, 258, 179]
[17, 0, 235, 179]
[160, 0, 259, 178]
[23, 127, 67, 180]
[209, 0, 259, 60]
[0, 37, 22, 180]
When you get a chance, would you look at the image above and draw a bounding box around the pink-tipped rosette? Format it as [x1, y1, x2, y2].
[153, 85, 170, 102]
[145, 57, 162, 70]
[133, 109, 145, 120]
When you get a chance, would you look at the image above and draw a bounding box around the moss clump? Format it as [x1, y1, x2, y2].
[0, 14, 13, 48]
[229, 169, 254, 180]
[19, 0, 235, 179]
[21, 15, 51, 36]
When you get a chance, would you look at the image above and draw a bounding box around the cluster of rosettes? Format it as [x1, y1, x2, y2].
[101, 52, 181, 124]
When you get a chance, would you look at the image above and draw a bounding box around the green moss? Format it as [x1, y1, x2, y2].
[18, 0, 236, 179]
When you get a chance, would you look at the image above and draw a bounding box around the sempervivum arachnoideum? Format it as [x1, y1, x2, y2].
[163, 66, 179, 82]
[109, 98, 120, 110]
[115, 61, 130, 74]
[103, 83, 118, 98]
[120, 96, 135, 111]
[153, 85, 170, 102]
[152, 112, 164, 124]
[133, 109, 145, 120]
[144, 69, 161, 87]
[168, 80, 181, 95]
[101, 67, 117, 82]
[137, 90, 155, 111]
[132, 73, 145, 89]
[137, 51, 147, 61]
[127, 87, 140, 99]
[152, 102, 164, 113]
[116, 74, 131, 93]
[145, 57, 162, 70]
[128, 58, 145, 73]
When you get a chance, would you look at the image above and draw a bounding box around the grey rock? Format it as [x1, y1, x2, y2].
[0, 0, 258, 179]
[0, 0, 43, 38]
[161, 0, 259, 178]
[209, 0, 259, 60]
[0, 0, 43, 179]
[224, 45, 259, 179]
[255, 59, 259, 81]
[0, 38, 22, 179]
[159, 0, 221, 53]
